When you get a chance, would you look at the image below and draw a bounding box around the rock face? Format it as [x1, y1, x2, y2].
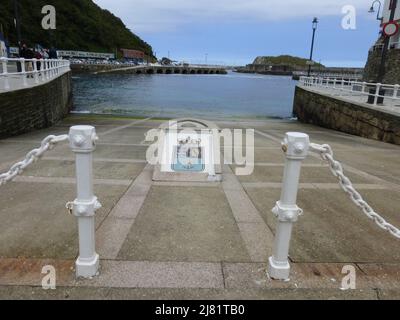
[0, 72, 72, 138]
[363, 39, 400, 84]
[293, 86, 400, 145]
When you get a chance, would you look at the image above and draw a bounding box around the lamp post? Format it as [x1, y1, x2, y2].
[205, 53, 208, 65]
[368, 0, 397, 104]
[13, 0, 21, 45]
[307, 17, 319, 77]
[368, 0, 383, 21]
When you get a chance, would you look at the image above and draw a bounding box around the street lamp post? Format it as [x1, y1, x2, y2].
[376, 0, 397, 83]
[13, 0, 22, 45]
[307, 17, 319, 77]
[369, 0, 383, 21]
[205, 53, 208, 65]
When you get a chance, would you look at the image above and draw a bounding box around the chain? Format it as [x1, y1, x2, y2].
[0, 135, 69, 186]
[310, 143, 400, 239]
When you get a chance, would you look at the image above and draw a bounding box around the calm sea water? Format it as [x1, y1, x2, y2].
[72, 71, 297, 119]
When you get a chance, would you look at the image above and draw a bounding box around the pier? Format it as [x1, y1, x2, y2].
[71, 63, 228, 75]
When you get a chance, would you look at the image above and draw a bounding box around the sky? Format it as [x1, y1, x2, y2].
[93, 0, 384, 67]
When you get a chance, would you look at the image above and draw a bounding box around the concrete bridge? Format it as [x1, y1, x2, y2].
[93, 64, 228, 75]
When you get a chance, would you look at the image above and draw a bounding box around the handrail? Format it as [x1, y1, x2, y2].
[299, 76, 400, 107]
[0, 57, 71, 92]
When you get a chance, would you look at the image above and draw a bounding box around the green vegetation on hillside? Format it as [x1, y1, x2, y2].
[0, 0, 154, 57]
[253, 55, 325, 68]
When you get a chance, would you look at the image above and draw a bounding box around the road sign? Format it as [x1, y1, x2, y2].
[383, 21, 399, 37]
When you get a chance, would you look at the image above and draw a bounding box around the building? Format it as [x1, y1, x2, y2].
[120, 49, 145, 63]
[363, 0, 400, 84]
[57, 50, 115, 60]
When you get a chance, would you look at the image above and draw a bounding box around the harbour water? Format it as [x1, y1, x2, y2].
[72, 71, 297, 119]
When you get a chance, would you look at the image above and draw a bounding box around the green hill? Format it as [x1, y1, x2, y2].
[253, 55, 325, 68]
[0, 0, 154, 57]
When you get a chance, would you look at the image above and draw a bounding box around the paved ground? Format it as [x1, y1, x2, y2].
[302, 84, 400, 114]
[0, 114, 400, 300]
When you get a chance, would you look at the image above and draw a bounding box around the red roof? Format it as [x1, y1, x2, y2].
[120, 49, 145, 59]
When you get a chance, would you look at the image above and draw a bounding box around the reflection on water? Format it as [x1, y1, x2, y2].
[72, 71, 297, 120]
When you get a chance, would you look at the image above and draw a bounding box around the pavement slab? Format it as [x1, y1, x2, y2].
[245, 187, 400, 263]
[117, 186, 251, 262]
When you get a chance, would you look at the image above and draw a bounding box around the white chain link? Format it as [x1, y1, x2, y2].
[0, 135, 69, 186]
[310, 143, 400, 239]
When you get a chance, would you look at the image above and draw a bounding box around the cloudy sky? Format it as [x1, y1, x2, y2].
[93, 0, 383, 67]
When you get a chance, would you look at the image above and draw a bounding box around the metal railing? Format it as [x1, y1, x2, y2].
[0, 126, 101, 279]
[299, 76, 400, 108]
[268, 132, 400, 281]
[0, 57, 71, 92]
[293, 71, 363, 80]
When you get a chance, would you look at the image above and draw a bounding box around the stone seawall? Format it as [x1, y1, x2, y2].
[0, 72, 72, 139]
[363, 49, 400, 84]
[293, 86, 400, 145]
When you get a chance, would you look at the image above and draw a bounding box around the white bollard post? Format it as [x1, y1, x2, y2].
[268, 132, 310, 281]
[69, 126, 102, 278]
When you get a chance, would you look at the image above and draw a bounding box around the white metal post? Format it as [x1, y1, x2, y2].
[362, 82, 367, 95]
[374, 83, 381, 106]
[69, 126, 102, 278]
[393, 84, 399, 107]
[1, 58, 10, 91]
[268, 132, 310, 281]
[20, 58, 27, 87]
[33, 59, 39, 84]
[46, 60, 50, 80]
[39, 59, 45, 82]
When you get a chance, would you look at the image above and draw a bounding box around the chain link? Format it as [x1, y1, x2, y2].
[310, 143, 400, 239]
[0, 135, 69, 186]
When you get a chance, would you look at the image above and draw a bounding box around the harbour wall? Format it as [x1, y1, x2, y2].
[0, 72, 72, 138]
[293, 86, 400, 145]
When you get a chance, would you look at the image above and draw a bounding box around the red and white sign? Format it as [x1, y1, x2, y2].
[383, 21, 399, 37]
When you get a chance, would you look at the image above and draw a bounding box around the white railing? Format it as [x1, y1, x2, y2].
[293, 71, 363, 80]
[0, 57, 71, 92]
[299, 76, 400, 108]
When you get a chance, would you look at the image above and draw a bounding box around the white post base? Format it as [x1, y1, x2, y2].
[268, 257, 291, 281]
[76, 254, 100, 279]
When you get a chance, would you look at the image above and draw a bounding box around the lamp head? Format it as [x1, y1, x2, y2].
[368, 6, 375, 13]
[312, 17, 319, 29]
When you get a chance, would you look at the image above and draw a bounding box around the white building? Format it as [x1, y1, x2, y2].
[381, 0, 400, 48]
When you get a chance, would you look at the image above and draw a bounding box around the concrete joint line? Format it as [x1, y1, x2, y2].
[255, 130, 400, 192]
[96, 165, 153, 260]
[222, 165, 274, 263]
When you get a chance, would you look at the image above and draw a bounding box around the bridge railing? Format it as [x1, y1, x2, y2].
[0, 57, 71, 92]
[299, 76, 400, 108]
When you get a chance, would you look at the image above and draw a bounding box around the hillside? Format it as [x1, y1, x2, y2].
[253, 55, 325, 68]
[0, 0, 154, 57]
